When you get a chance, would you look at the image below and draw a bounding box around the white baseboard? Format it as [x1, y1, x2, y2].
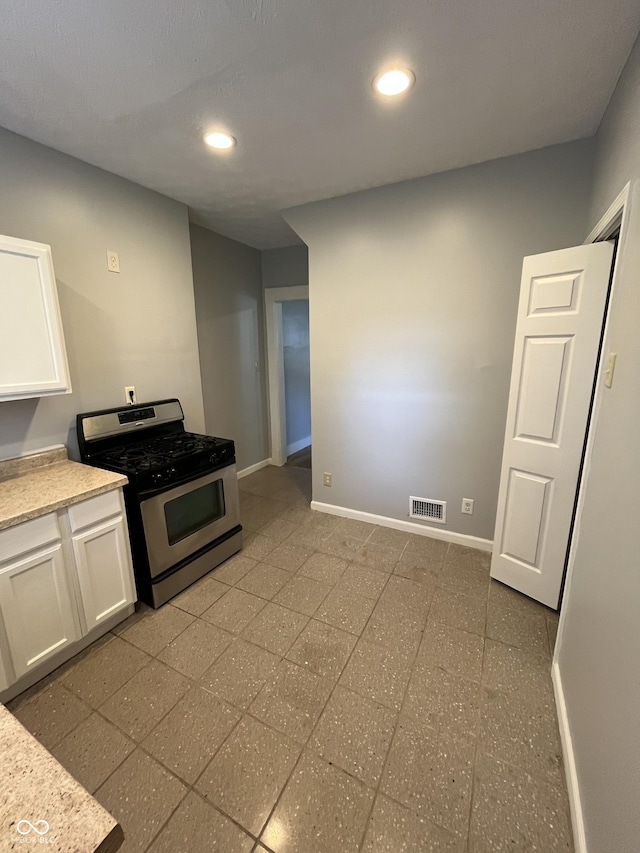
[310, 500, 493, 551]
[286, 436, 311, 456]
[237, 458, 272, 479]
[552, 661, 587, 853]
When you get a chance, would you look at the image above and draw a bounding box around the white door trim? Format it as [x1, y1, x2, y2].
[584, 182, 630, 244]
[264, 285, 310, 467]
[556, 181, 630, 658]
[553, 181, 630, 853]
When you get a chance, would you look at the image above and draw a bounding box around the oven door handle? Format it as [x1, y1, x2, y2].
[136, 461, 235, 501]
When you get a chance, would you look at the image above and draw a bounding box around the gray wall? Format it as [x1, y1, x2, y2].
[261, 245, 308, 289]
[284, 141, 594, 540]
[0, 127, 205, 461]
[557, 35, 640, 853]
[282, 300, 311, 450]
[190, 224, 269, 471]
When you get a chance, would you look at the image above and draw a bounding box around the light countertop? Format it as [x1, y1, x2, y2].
[0, 448, 127, 532]
[0, 703, 123, 852]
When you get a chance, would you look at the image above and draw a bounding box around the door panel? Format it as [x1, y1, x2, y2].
[72, 517, 135, 630]
[0, 544, 79, 678]
[501, 470, 551, 566]
[515, 337, 572, 442]
[528, 271, 581, 315]
[491, 243, 613, 608]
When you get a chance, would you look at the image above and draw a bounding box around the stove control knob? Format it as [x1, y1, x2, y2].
[151, 472, 164, 485]
[167, 467, 178, 481]
[210, 453, 219, 465]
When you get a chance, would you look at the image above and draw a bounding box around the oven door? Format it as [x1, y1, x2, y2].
[139, 464, 240, 578]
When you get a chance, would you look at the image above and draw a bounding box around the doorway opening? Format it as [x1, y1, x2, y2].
[282, 299, 311, 468]
[264, 285, 311, 468]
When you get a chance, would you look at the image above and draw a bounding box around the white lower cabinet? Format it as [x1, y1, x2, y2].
[0, 644, 7, 692]
[0, 542, 79, 679]
[0, 489, 135, 695]
[72, 517, 135, 630]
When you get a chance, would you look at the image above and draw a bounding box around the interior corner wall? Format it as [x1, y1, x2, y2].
[284, 140, 594, 541]
[190, 224, 269, 471]
[261, 244, 309, 290]
[556, 33, 640, 853]
[0, 127, 205, 461]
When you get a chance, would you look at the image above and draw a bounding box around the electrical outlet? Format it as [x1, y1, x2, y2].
[107, 250, 120, 273]
[323, 472, 332, 487]
[125, 386, 137, 405]
[461, 498, 474, 515]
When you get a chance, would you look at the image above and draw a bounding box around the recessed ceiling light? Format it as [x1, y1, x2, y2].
[373, 68, 415, 97]
[204, 131, 236, 150]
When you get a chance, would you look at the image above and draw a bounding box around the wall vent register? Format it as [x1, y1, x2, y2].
[410, 497, 446, 524]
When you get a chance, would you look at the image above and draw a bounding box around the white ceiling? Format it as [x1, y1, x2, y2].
[1, 1, 639, 248]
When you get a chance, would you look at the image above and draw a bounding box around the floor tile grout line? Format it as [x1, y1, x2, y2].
[186, 561, 402, 846]
[140, 713, 266, 851]
[28, 560, 474, 772]
[246, 551, 400, 848]
[18, 680, 95, 752]
[91, 698, 264, 851]
[56, 624, 248, 787]
[224, 478, 568, 846]
[463, 555, 493, 847]
[209, 546, 401, 645]
[34, 631, 161, 750]
[356, 543, 449, 853]
[113, 609, 204, 662]
[101, 522, 444, 790]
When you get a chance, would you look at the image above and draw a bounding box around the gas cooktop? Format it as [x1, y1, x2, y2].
[101, 433, 222, 472]
[77, 399, 235, 491]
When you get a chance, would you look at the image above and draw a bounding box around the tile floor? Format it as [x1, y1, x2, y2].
[8, 465, 573, 852]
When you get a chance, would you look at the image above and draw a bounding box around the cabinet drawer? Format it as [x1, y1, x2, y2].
[68, 489, 123, 532]
[0, 513, 60, 563]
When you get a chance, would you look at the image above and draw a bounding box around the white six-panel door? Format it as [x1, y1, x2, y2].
[491, 242, 614, 608]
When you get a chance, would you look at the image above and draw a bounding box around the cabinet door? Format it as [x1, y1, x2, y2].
[0, 234, 71, 401]
[72, 517, 136, 631]
[0, 645, 9, 692]
[0, 544, 79, 679]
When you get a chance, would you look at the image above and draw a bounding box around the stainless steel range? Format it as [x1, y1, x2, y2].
[76, 399, 242, 608]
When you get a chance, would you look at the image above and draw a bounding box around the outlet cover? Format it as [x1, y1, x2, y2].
[323, 473, 332, 487]
[107, 250, 120, 273]
[461, 498, 474, 515]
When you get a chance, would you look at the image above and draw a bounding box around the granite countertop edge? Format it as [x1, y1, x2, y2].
[0, 455, 128, 533]
[0, 704, 122, 852]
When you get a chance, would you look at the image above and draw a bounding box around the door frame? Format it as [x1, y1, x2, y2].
[556, 180, 630, 648]
[264, 285, 310, 467]
[552, 182, 630, 852]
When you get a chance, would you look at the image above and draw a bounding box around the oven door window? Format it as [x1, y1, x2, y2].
[164, 478, 226, 546]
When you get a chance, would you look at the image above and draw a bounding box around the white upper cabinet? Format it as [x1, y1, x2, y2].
[0, 233, 71, 400]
